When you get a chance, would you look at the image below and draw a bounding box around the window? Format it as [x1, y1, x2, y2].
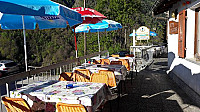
[5, 62, 17, 67]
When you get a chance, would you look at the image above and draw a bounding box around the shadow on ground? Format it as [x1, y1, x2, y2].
[102, 58, 200, 112]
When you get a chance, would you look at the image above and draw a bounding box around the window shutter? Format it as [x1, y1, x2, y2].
[194, 11, 198, 55]
[178, 10, 186, 58]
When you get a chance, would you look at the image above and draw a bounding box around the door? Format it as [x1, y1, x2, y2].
[178, 10, 186, 58]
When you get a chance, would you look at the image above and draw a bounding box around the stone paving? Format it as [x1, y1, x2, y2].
[102, 58, 200, 112]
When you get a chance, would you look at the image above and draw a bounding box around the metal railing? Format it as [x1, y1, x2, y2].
[130, 46, 154, 72]
[0, 50, 109, 111]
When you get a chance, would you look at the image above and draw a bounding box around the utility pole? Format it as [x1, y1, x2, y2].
[84, 0, 87, 56]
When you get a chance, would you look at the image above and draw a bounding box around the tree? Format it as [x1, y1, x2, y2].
[0, 0, 167, 67]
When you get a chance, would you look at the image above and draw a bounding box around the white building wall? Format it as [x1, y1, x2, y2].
[167, 0, 200, 97]
[186, 9, 195, 58]
[167, 18, 179, 67]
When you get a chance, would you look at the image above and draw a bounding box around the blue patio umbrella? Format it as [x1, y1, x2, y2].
[129, 31, 158, 36]
[0, 0, 82, 26]
[74, 19, 122, 53]
[74, 24, 92, 33]
[89, 19, 122, 32]
[0, 0, 62, 16]
[129, 33, 133, 36]
[0, 5, 82, 71]
[0, 13, 74, 29]
[150, 31, 158, 36]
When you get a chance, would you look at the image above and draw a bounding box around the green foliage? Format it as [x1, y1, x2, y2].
[0, 0, 166, 67]
[94, 0, 166, 47]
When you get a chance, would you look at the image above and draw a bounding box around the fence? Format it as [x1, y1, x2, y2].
[0, 50, 108, 111]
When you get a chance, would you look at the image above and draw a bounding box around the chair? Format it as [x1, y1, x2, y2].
[110, 61, 122, 65]
[2, 96, 32, 112]
[98, 70, 119, 109]
[56, 102, 87, 112]
[125, 54, 134, 57]
[111, 54, 120, 57]
[100, 59, 110, 65]
[99, 70, 117, 87]
[90, 73, 110, 111]
[90, 73, 109, 86]
[74, 69, 91, 82]
[119, 59, 130, 71]
[59, 72, 75, 81]
[118, 59, 130, 94]
[93, 59, 100, 64]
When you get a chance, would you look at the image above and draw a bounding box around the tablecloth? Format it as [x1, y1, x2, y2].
[10, 80, 112, 112]
[73, 64, 127, 81]
[91, 56, 135, 71]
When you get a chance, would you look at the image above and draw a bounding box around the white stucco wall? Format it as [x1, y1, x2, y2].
[168, 58, 200, 94]
[167, 0, 200, 96]
[167, 18, 179, 67]
[186, 9, 195, 58]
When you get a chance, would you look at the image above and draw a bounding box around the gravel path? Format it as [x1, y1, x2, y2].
[102, 58, 200, 112]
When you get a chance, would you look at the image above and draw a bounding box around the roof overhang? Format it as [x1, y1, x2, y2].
[153, 0, 181, 15]
[191, 1, 200, 10]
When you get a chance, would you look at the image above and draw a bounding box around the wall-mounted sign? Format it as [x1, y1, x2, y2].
[136, 26, 150, 40]
[169, 21, 178, 34]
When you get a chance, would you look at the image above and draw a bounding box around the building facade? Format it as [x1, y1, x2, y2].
[154, 0, 200, 105]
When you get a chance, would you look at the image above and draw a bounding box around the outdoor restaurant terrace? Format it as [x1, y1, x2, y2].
[0, 0, 200, 112]
[0, 47, 200, 112]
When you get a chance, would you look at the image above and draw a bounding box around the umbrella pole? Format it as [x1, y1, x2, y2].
[22, 15, 28, 71]
[98, 31, 100, 57]
[84, 32, 87, 56]
[74, 26, 78, 58]
[84, 0, 86, 8]
[83, 1, 86, 56]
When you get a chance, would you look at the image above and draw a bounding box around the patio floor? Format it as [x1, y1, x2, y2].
[102, 58, 200, 112]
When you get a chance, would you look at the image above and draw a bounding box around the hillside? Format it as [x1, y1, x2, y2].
[0, 0, 166, 67]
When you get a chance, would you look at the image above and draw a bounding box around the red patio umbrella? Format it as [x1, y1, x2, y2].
[71, 7, 106, 58]
[71, 7, 107, 24]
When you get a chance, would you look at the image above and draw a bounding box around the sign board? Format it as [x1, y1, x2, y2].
[136, 26, 150, 40]
[169, 21, 178, 34]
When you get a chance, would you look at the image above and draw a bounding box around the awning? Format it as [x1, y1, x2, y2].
[153, 0, 180, 15]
